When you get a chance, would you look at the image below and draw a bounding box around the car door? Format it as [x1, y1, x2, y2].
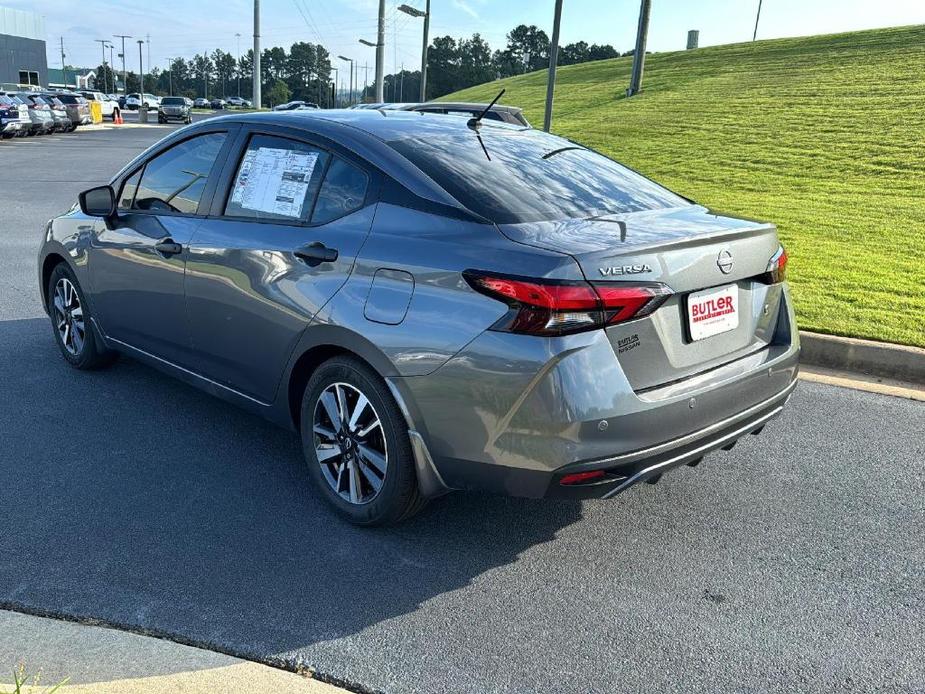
[184, 127, 378, 402]
[89, 127, 236, 368]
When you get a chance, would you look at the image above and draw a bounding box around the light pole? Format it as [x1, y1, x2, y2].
[543, 0, 563, 132]
[753, 0, 763, 41]
[137, 39, 145, 94]
[108, 43, 115, 92]
[235, 32, 241, 97]
[167, 58, 173, 95]
[358, 39, 382, 102]
[331, 66, 338, 107]
[114, 35, 131, 94]
[94, 39, 109, 92]
[375, 0, 385, 101]
[397, 2, 429, 101]
[338, 56, 354, 106]
[627, 0, 651, 97]
[253, 0, 261, 108]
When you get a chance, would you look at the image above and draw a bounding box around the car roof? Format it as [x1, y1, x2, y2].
[414, 101, 524, 115]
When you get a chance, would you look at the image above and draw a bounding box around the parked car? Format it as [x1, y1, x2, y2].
[157, 96, 192, 124]
[38, 110, 799, 526]
[401, 101, 531, 127]
[44, 92, 91, 127]
[0, 94, 26, 138]
[125, 93, 159, 110]
[81, 91, 119, 120]
[193, 97, 210, 108]
[1, 92, 42, 135]
[271, 100, 316, 111]
[225, 96, 252, 108]
[34, 94, 74, 132]
[209, 98, 226, 110]
[9, 93, 55, 134]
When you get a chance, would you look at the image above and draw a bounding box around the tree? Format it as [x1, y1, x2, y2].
[264, 78, 290, 108]
[212, 49, 236, 98]
[286, 42, 317, 99]
[124, 71, 141, 94]
[191, 53, 214, 98]
[504, 24, 549, 73]
[92, 63, 117, 93]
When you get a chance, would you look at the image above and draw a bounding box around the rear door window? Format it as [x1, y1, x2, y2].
[311, 158, 369, 224]
[132, 132, 226, 214]
[224, 134, 329, 222]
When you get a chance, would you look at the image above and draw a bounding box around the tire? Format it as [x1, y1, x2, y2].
[46, 263, 117, 370]
[300, 355, 424, 526]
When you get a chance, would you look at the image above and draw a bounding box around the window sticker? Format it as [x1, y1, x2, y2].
[230, 146, 320, 218]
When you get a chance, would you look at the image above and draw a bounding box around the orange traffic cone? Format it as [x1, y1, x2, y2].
[113, 109, 123, 125]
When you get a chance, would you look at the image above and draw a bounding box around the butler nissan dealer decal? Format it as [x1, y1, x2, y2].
[687, 284, 740, 341]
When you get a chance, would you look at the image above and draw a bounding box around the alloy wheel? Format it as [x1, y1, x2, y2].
[312, 382, 388, 505]
[52, 277, 85, 356]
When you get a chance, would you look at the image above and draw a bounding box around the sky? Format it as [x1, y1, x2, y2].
[5, 0, 924, 88]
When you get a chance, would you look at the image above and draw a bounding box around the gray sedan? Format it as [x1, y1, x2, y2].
[37, 110, 799, 525]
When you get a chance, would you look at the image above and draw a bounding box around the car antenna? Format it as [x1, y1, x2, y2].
[467, 89, 505, 130]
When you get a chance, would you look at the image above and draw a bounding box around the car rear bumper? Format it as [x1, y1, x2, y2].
[397, 284, 800, 499]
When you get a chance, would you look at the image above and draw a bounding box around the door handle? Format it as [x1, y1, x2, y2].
[294, 242, 339, 267]
[154, 239, 183, 256]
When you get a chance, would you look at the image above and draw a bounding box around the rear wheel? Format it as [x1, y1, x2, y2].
[47, 263, 116, 370]
[300, 356, 424, 526]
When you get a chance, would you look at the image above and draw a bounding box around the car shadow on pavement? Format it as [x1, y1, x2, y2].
[0, 317, 583, 680]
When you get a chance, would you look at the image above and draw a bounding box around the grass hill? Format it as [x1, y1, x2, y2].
[443, 25, 925, 347]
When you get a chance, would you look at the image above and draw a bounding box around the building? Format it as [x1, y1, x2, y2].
[0, 5, 47, 88]
[47, 67, 96, 91]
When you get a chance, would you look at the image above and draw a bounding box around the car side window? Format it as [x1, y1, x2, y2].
[311, 158, 369, 224]
[225, 134, 329, 222]
[132, 132, 226, 214]
[119, 169, 142, 209]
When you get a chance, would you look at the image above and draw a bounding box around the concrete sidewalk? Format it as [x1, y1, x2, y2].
[0, 610, 349, 694]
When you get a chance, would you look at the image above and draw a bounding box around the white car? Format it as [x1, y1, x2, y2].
[80, 91, 119, 118]
[124, 93, 159, 110]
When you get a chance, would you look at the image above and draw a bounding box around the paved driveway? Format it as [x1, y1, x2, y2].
[1, 125, 922, 694]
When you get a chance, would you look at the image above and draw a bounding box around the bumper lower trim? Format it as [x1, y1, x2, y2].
[600, 379, 797, 498]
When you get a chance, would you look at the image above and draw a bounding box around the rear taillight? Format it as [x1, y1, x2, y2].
[762, 245, 788, 284]
[463, 270, 672, 337]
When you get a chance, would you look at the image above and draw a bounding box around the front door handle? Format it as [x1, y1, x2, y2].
[154, 239, 183, 256]
[294, 242, 339, 267]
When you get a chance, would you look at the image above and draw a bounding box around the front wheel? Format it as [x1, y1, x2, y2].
[47, 263, 116, 370]
[301, 356, 425, 526]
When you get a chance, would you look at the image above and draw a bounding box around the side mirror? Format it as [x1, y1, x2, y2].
[78, 185, 116, 218]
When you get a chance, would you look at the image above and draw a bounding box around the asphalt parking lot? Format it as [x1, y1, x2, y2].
[1, 123, 923, 694]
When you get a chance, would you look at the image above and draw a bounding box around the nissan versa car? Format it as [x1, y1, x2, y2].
[38, 110, 799, 525]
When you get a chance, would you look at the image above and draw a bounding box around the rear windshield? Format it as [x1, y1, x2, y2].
[387, 127, 689, 224]
[54, 94, 80, 104]
[0, 95, 11, 105]
[161, 97, 185, 105]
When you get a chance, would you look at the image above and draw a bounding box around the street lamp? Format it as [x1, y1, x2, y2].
[235, 32, 241, 97]
[337, 55, 354, 106]
[397, 1, 429, 101]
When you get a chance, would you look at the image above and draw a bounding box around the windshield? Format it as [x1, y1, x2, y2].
[0, 95, 11, 105]
[161, 97, 185, 105]
[387, 126, 690, 224]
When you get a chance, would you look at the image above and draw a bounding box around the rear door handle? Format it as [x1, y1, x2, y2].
[154, 239, 183, 256]
[294, 242, 339, 267]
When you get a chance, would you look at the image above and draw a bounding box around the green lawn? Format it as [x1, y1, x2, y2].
[444, 25, 925, 347]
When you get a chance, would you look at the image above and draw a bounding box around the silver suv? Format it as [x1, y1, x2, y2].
[37, 110, 799, 525]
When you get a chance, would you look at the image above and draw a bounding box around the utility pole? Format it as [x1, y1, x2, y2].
[543, 0, 563, 132]
[627, 0, 651, 97]
[399, 62, 404, 101]
[59, 37, 67, 87]
[253, 0, 261, 108]
[109, 43, 115, 90]
[235, 32, 241, 97]
[95, 39, 109, 93]
[114, 35, 131, 94]
[753, 0, 763, 41]
[375, 0, 385, 101]
[168, 58, 173, 94]
[137, 39, 145, 94]
[146, 33, 150, 79]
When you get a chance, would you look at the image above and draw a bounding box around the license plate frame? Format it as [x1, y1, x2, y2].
[686, 283, 739, 341]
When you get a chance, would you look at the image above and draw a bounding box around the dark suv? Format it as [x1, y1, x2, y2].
[158, 97, 192, 124]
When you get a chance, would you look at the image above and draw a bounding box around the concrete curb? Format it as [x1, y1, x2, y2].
[799, 331, 925, 386]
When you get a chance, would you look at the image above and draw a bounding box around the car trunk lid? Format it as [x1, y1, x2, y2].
[497, 205, 785, 391]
